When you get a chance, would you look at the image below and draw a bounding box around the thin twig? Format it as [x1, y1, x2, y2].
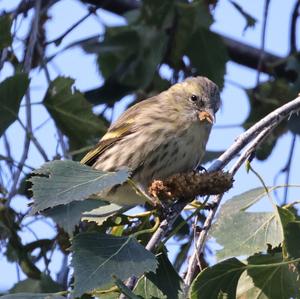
[3, 134, 14, 175]
[208, 96, 300, 172]
[15, 116, 49, 161]
[6, 0, 42, 204]
[0, 48, 9, 71]
[57, 129, 70, 159]
[45, 6, 97, 46]
[57, 254, 70, 290]
[290, 0, 300, 54]
[282, 134, 297, 204]
[184, 124, 278, 285]
[138, 95, 300, 290]
[193, 215, 203, 272]
[229, 125, 277, 176]
[256, 0, 271, 87]
[38, 45, 70, 160]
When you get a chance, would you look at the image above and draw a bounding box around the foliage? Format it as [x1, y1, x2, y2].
[43, 77, 107, 150]
[0, 1, 300, 299]
[71, 232, 157, 296]
[0, 74, 30, 137]
[29, 160, 129, 212]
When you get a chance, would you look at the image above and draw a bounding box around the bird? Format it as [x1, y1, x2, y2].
[80, 76, 220, 209]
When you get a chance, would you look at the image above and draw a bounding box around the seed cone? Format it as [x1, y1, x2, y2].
[148, 171, 233, 201]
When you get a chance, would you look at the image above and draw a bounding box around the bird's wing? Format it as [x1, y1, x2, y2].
[80, 121, 135, 166]
[80, 96, 159, 166]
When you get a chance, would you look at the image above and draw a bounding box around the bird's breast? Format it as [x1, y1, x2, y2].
[136, 121, 212, 188]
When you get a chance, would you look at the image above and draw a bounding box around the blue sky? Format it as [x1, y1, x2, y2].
[0, 0, 299, 291]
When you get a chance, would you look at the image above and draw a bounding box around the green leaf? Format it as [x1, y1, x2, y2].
[43, 199, 109, 234]
[0, 294, 65, 299]
[236, 272, 262, 299]
[112, 276, 141, 299]
[285, 221, 300, 259]
[43, 77, 106, 149]
[137, 0, 175, 29]
[285, 54, 300, 94]
[276, 206, 300, 259]
[0, 15, 12, 50]
[244, 79, 294, 159]
[84, 79, 133, 106]
[134, 252, 185, 299]
[0, 74, 30, 137]
[81, 202, 125, 225]
[71, 232, 157, 297]
[210, 188, 283, 261]
[9, 275, 62, 294]
[98, 26, 138, 79]
[170, 1, 212, 66]
[186, 28, 228, 88]
[288, 114, 300, 135]
[276, 206, 295, 228]
[189, 258, 245, 299]
[245, 252, 300, 299]
[98, 25, 167, 89]
[30, 160, 129, 213]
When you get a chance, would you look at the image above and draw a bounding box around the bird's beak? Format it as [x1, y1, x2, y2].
[198, 109, 215, 124]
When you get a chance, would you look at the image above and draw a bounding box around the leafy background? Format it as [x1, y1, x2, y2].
[0, 0, 300, 298]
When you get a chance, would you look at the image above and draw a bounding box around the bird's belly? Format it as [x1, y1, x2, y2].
[136, 122, 211, 188]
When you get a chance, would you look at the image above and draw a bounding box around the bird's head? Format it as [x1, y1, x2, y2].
[169, 76, 221, 124]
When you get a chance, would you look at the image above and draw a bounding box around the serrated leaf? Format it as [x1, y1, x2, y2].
[43, 77, 106, 149]
[134, 252, 185, 299]
[43, 199, 109, 234]
[0, 74, 30, 136]
[210, 188, 282, 261]
[0, 14, 12, 50]
[9, 275, 62, 294]
[186, 28, 228, 88]
[71, 232, 157, 296]
[245, 252, 300, 299]
[0, 294, 65, 299]
[30, 160, 129, 213]
[189, 258, 245, 299]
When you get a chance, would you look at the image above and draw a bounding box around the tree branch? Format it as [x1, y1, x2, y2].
[144, 95, 300, 288]
[184, 124, 277, 285]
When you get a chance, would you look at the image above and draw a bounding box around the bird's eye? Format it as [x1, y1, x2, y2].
[190, 95, 198, 102]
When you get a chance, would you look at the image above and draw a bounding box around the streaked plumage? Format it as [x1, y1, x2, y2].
[81, 76, 220, 205]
